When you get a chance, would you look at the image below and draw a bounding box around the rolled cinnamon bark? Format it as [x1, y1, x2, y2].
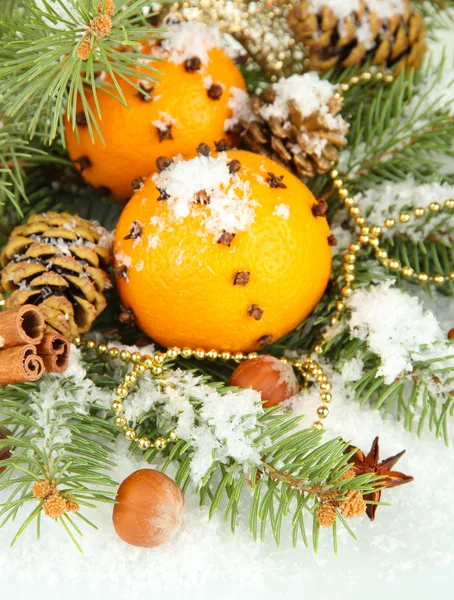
[0, 305, 45, 349]
[0, 344, 45, 385]
[36, 333, 70, 373]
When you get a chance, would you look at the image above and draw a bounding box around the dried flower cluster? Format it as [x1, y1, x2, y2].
[33, 479, 80, 520]
[315, 468, 366, 528]
[77, 1, 115, 61]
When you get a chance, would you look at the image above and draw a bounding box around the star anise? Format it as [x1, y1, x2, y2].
[346, 436, 414, 521]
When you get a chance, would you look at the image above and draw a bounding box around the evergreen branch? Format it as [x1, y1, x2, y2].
[0, 0, 165, 145]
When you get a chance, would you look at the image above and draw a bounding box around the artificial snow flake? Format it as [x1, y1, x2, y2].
[157, 21, 223, 66]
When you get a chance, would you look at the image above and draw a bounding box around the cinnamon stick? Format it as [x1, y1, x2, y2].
[0, 305, 45, 350]
[36, 333, 70, 373]
[0, 344, 45, 385]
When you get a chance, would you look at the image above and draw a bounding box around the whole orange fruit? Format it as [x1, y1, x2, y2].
[65, 22, 247, 200]
[113, 149, 332, 352]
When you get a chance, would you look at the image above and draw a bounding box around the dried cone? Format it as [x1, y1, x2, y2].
[288, 0, 426, 74]
[243, 76, 348, 179]
[1, 212, 112, 341]
[316, 502, 337, 528]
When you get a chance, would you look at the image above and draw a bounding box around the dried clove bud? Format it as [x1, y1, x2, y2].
[74, 156, 92, 172]
[196, 143, 211, 157]
[312, 199, 328, 217]
[156, 125, 173, 143]
[185, 56, 202, 72]
[248, 304, 263, 320]
[228, 159, 241, 174]
[131, 177, 144, 191]
[257, 334, 274, 349]
[266, 172, 287, 189]
[119, 305, 135, 325]
[123, 221, 142, 240]
[157, 187, 170, 201]
[76, 111, 87, 126]
[156, 156, 172, 172]
[233, 271, 250, 285]
[327, 234, 337, 246]
[217, 231, 236, 246]
[114, 265, 128, 280]
[207, 84, 223, 100]
[137, 82, 154, 102]
[215, 139, 231, 152]
[194, 189, 211, 205]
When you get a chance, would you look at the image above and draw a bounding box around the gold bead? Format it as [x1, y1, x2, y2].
[234, 352, 246, 362]
[142, 357, 154, 369]
[138, 437, 151, 451]
[114, 385, 128, 399]
[85, 339, 96, 350]
[349, 206, 360, 216]
[355, 216, 365, 226]
[313, 343, 324, 355]
[338, 188, 349, 198]
[73, 336, 82, 346]
[313, 421, 324, 431]
[399, 212, 410, 223]
[220, 351, 232, 361]
[154, 436, 167, 450]
[417, 272, 429, 283]
[384, 74, 394, 83]
[358, 234, 369, 244]
[341, 286, 352, 297]
[340, 83, 349, 92]
[124, 372, 137, 385]
[316, 373, 328, 383]
[320, 382, 332, 392]
[131, 351, 142, 364]
[330, 169, 339, 179]
[206, 350, 219, 360]
[402, 266, 414, 278]
[181, 348, 193, 359]
[414, 207, 425, 217]
[344, 263, 355, 273]
[293, 359, 303, 370]
[111, 400, 124, 413]
[344, 253, 356, 263]
[134, 363, 146, 375]
[368, 237, 379, 248]
[376, 249, 388, 260]
[151, 365, 163, 376]
[192, 348, 205, 360]
[388, 258, 401, 271]
[429, 202, 440, 212]
[317, 405, 329, 419]
[361, 72, 372, 81]
[359, 226, 369, 235]
[450, 272, 454, 281]
[124, 428, 137, 441]
[330, 316, 339, 326]
[433, 275, 445, 285]
[444, 199, 454, 210]
[344, 197, 354, 207]
[109, 347, 120, 359]
[349, 76, 360, 85]
[97, 343, 108, 355]
[168, 430, 179, 443]
[166, 347, 179, 360]
[120, 350, 131, 362]
[370, 226, 382, 236]
[114, 415, 126, 428]
[311, 366, 322, 376]
[375, 72, 384, 80]
[344, 273, 355, 283]
[321, 392, 332, 403]
[333, 178, 343, 189]
[336, 301, 346, 312]
[247, 352, 258, 360]
[349, 243, 360, 253]
[153, 352, 166, 364]
[384, 218, 395, 228]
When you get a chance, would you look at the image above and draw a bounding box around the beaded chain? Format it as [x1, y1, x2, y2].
[71, 338, 333, 453]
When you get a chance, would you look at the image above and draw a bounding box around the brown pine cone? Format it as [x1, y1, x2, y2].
[316, 501, 337, 528]
[1, 212, 112, 340]
[339, 490, 367, 518]
[243, 74, 348, 179]
[288, 0, 426, 74]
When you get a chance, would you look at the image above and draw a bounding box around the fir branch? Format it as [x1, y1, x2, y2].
[0, 0, 164, 145]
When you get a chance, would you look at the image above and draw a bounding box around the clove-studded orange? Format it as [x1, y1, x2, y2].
[113, 150, 332, 352]
[65, 22, 247, 200]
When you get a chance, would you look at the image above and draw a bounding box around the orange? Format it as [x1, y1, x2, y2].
[65, 30, 246, 200]
[113, 149, 332, 352]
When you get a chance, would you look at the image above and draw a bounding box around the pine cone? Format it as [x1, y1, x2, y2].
[339, 490, 367, 518]
[1, 212, 112, 341]
[243, 75, 348, 178]
[316, 501, 337, 528]
[288, 0, 426, 74]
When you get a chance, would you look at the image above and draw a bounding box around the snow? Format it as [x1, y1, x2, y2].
[307, 0, 404, 20]
[151, 153, 259, 241]
[33, 0, 82, 30]
[157, 21, 223, 67]
[346, 281, 443, 384]
[224, 87, 255, 132]
[273, 203, 290, 220]
[151, 112, 178, 132]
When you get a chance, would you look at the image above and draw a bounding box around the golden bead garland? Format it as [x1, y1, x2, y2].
[74, 338, 335, 445]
